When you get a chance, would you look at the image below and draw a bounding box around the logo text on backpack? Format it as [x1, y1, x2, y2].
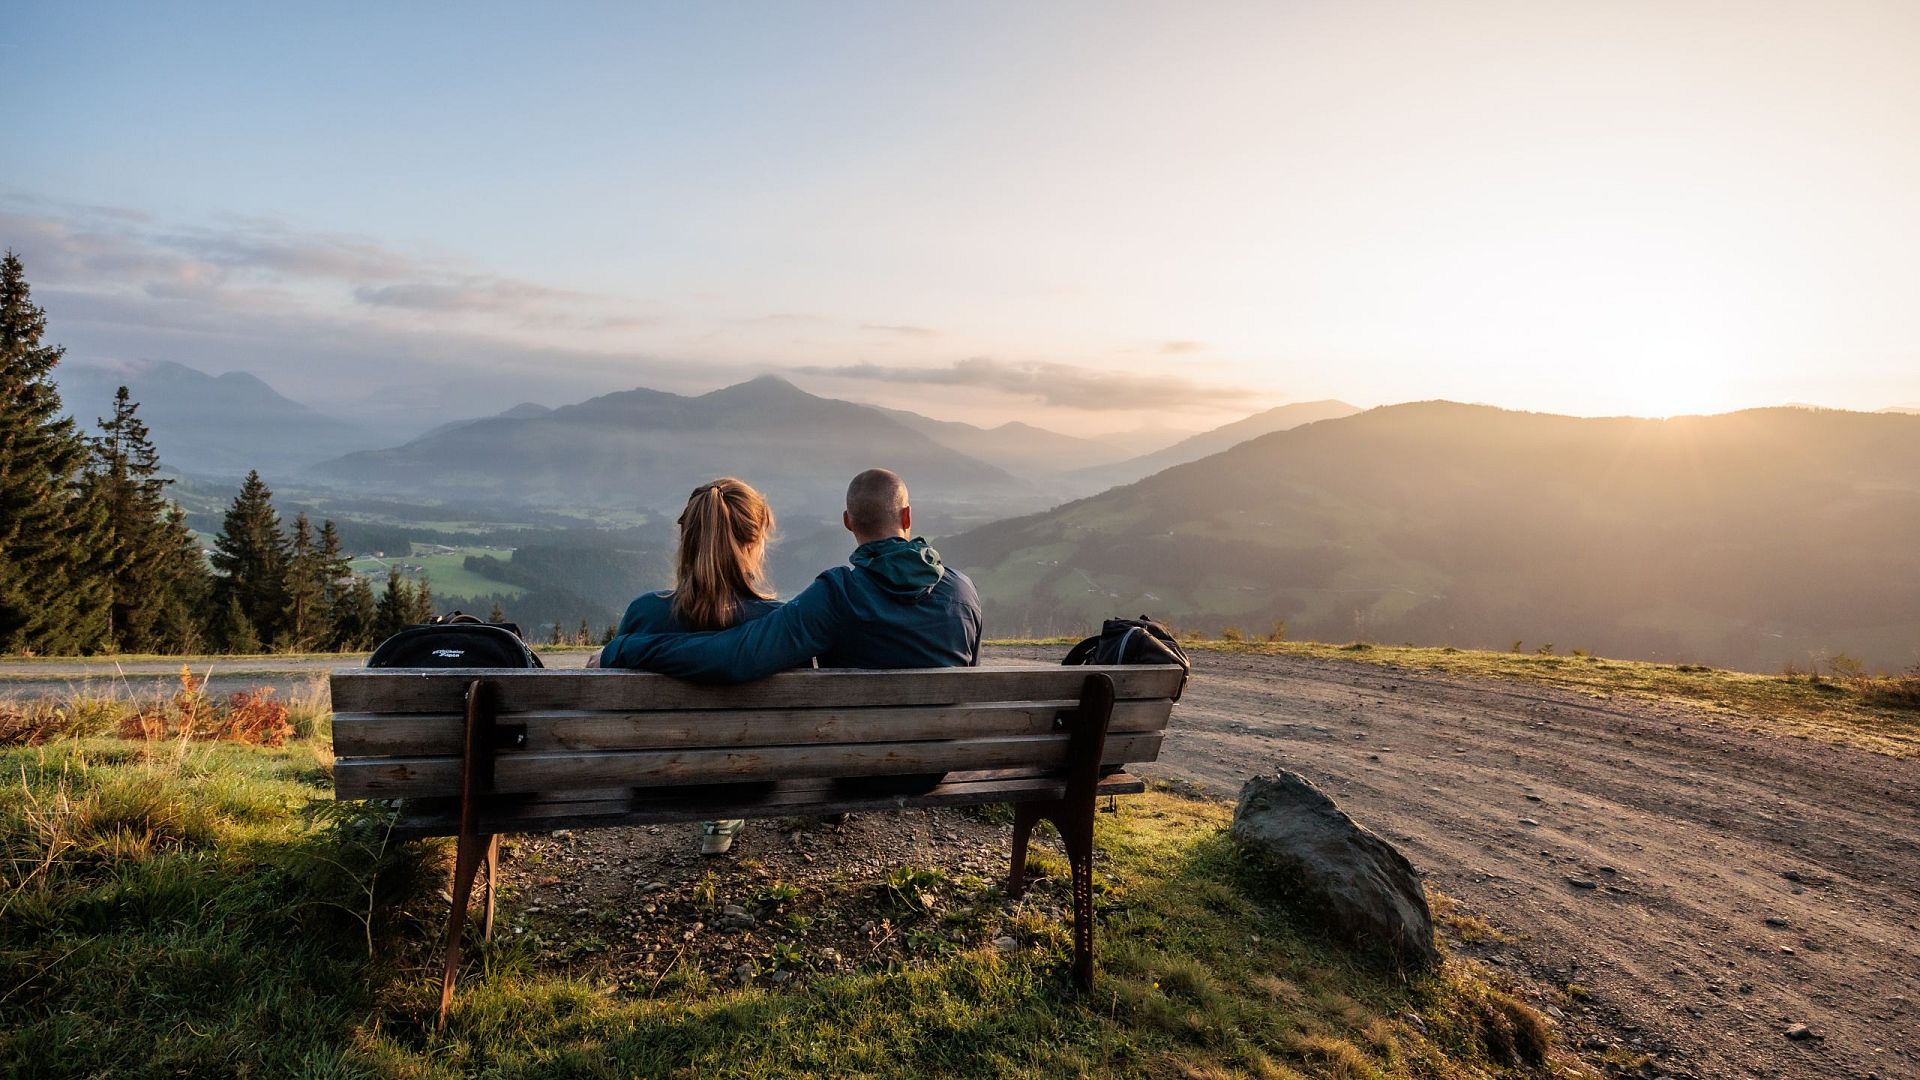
[431, 649, 466, 658]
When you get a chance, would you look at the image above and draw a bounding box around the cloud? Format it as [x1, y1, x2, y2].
[352, 278, 589, 314]
[3, 200, 599, 326]
[797, 357, 1253, 411]
[860, 323, 938, 337]
[1160, 340, 1205, 354]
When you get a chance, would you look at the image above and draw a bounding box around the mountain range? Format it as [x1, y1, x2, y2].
[943, 403, 1920, 673]
[312, 375, 1026, 520]
[56, 360, 386, 477]
[1063, 400, 1360, 491]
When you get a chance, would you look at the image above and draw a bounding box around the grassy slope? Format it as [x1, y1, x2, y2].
[995, 637, 1920, 759]
[2, 732, 1564, 1079]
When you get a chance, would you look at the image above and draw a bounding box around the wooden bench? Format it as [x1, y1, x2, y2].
[329, 663, 1185, 1026]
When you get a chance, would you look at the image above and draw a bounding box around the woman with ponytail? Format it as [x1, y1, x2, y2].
[596, 477, 780, 853]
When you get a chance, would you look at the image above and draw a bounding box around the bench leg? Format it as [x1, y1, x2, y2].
[1058, 807, 1096, 991]
[478, 826, 499, 937]
[1001, 672, 1114, 992]
[436, 828, 485, 1030]
[437, 678, 495, 1032]
[1007, 803, 1042, 899]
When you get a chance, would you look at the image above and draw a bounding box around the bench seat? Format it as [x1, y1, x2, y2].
[328, 663, 1184, 1026]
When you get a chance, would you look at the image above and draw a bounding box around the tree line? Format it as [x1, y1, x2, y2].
[0, 251, 438, 655]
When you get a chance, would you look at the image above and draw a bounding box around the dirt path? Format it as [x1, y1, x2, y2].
[988, 645, 1918, 1080]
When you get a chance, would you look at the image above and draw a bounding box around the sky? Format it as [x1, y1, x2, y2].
[5, 1, 1919, 434]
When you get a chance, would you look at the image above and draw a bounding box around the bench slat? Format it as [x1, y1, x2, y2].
[333, 731, 1163, 799]
[331, 697, 1174, 757]
[328, 665, 1185, 714]
[383, 772, 1150, 839]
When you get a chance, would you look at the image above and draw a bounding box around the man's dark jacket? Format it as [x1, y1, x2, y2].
[599, 537, 982, 682]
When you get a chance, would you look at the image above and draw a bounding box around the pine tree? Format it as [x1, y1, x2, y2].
[149, 507, 210, 652]
[0, 251, 111, 654]
[209, 471, 289, 650]
[314, 521, 363, 650]
[281, 513, 330, 650]
[375, 564, 412, 641]
[335, 574, 379, 650]
[84, 387, 212, 653]
[487, 600, 505, 623]
[408, 573, 436, 624]
[218, 595, 260, 654]
[576, 618, 591, 645]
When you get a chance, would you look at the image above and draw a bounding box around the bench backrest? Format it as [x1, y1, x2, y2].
[330, 665, 1184, 801]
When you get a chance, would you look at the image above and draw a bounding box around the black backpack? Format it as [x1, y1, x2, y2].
[1062, 615, 1190, 700]
[366, 612, 545, 669]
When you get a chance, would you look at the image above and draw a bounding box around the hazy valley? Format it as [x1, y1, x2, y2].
[49, 360, 1920, 674]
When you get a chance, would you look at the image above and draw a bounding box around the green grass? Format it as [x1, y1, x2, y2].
[1036, 637, 1920, 759]
[349, 545, 527, 600]
[1, 728, 1568, 1078]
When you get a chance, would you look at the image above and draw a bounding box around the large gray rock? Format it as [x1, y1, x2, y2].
[1231, 771, 1438, 967]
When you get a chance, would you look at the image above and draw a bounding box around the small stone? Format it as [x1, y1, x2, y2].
[722, 904, 749, 918]
[1525, 794, 1543, 802]
[1782, 870, 1803, 882]
[732, 964, 753, 983]
[1765, 916, 1789, 928]
[770, 969, 792, 984]
[1780, 945, 1795, 954]
[1519, 817, 1540, 827]
[992, 936, 1018, 952]
[550, 829, 572, 839]
[1783, 1023, 1819, 1041]
[1568, 877, 1599, 890]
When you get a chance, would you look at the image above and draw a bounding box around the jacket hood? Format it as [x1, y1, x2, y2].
[849, 536, 947, 599]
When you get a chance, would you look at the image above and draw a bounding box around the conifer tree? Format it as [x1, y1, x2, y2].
[218, 595, 261, 653]
[375, 564, 412, 641]
[281, 513, 329, 649]
[487, 600, 506, 623]
[334, 574, 378, 650]
[84, 387, 211, 652]
[149, 506, 210, 652]
[576, 618, 591, 645]
[408, 573, 436, 624]
[314, 521, 364, 649]
[0, 251, 111, 654]
[210, 471, 289, 649]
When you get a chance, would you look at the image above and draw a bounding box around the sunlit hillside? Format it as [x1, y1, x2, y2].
[945, 403, 1920, 674]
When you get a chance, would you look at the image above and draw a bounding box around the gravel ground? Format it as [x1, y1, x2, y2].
[985, 644, 1917, 1080]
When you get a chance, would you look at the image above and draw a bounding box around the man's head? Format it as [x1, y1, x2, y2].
[844, 468, 911, 542]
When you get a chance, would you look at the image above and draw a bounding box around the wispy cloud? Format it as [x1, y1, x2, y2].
[2, 200, 605, 328]
[352, 278, 590, 314]
[1160, 340, 1205, 354]
[860, 323, 938, 338]
[797, 357, 1252, 411]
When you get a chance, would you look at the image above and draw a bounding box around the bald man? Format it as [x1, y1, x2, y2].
[600, 469, 983, 681]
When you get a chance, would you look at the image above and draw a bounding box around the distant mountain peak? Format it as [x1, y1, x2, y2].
[705, 374, 808, 398]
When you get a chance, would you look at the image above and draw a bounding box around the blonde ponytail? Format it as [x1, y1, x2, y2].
[671, 478, 776, 631]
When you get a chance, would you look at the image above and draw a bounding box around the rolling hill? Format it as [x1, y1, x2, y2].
[56, 360, 385, 477]
[943, 403, 1920, 673]
[1064, 400, 1361, 491]
[311, 376, 1023, 520]
[872, 408, 1127, 474]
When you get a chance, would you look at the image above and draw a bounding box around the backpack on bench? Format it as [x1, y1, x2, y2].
[1062, 615, 1190, 701]
[367, 611, 545, 669]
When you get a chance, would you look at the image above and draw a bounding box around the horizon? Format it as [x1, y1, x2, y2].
[48, 356, 1920, 443]
[9, 2, 1920, 433]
